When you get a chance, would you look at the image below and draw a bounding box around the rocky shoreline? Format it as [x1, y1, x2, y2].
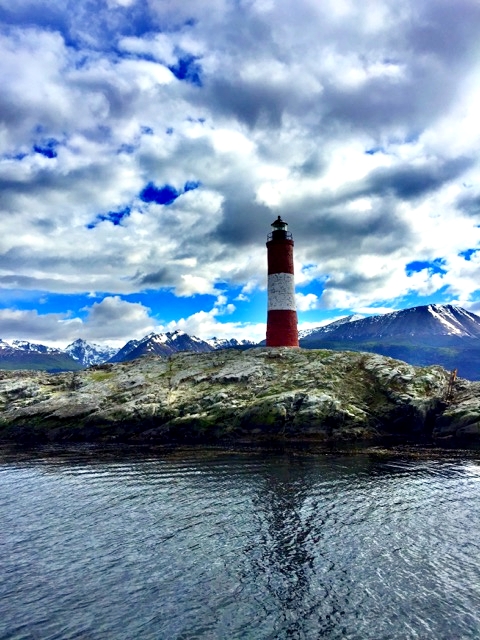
[0, 348, 479, 446]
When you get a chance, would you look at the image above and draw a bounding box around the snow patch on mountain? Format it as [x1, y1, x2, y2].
[206, 337, 256, 349]
[426, 304, 480, 337]
[299, 314, 365, 339]
[300, 304, 480, 343]
[0, 339, 63, 355]
[108, 331, 215, 362]
[65, 339, 118, 367]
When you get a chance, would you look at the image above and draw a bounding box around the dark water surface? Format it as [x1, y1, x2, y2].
[1, 446, 480, 639]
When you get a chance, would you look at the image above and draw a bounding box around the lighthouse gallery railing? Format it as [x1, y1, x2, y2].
[267, 232, 293, 241]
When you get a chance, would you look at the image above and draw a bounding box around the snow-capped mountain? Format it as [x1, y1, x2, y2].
[0, 339, 82, 371]
[300, 304, 480, 380]
[3, 304, 480, 378]
[300, 305, 480, 344]
[298, 314, 364, 339]
[0, 339, 61, 354]
[109, 331, 214, 363]
[108, 338, 141, 363]
[65, 339, 118, 367]
[205, 337, 255, 349]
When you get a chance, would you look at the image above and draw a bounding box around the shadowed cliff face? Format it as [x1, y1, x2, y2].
[0, 348, 478, 446]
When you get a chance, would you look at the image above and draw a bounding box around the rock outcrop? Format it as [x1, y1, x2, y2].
[0, 348, 478, 446]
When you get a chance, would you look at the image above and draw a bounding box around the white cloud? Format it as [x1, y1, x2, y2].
[295, 292, 320, 312]
[83, 296, 154, 337]
[108, 0, 136, 6]
[0, 297, 156, 348]
[118, 34, 177, 66]
[0, 308, 82, 345]
[1, 0, 480, 345]
[177, 275, 217, 297]
[164, 310, 266, 343]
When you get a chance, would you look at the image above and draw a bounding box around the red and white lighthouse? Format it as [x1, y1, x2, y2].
[266, 216, 299, 347]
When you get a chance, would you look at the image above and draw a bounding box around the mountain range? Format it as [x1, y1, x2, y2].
[300, 305, 480, 343]
[0, 333, 255, 371]
[109, 331, 216, 362]
[0, 339, 83, 372]
[1, 304, 480, 379]
[299, 304, 480, 379]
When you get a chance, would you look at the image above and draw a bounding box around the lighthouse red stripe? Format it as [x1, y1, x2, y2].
[266, 310, 299, 347]
[267, 240, 294, 275]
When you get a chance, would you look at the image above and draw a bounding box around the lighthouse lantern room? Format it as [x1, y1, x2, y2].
[266, 216, 299, 347]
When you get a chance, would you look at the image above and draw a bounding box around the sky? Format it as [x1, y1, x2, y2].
[1, 0, 480, 348]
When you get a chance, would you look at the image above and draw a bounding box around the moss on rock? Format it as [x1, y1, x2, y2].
[0, 348, 478, 446]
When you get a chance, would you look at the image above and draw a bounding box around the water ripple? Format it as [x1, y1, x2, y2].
[1, 448, 480, 639]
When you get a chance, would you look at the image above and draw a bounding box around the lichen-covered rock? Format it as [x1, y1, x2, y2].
[432, 380, 480, 442]
[0, 347, 477, 445]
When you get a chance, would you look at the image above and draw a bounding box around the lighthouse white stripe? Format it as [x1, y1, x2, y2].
[268, 273, 296, 310]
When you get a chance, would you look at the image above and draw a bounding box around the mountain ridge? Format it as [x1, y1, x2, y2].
[1, 304, 480, 378]
[108, 331, 214, 362]
[299, 304, 480, 380]
[65, 338, 118, 367]
[300, 304, 480, 343]
[0, 339, 82, 372]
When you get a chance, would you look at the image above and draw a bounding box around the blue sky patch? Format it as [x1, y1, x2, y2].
[4, 152, 28, 161]
[118, 143, 136, 155]
[398, 286, 454, 309]
[169, 53, 203, 86]
[33, 139, 58, 158]
[406, 259, 447, 275]
[365, 147, 384, 155]
[184, 180, 201, 192]
[140, 183, 179, 205]
[140, 181, 201, 205]
[404, 132, 420, 144]
[459, 249, 478, 261]
[87, 207, 131, 229]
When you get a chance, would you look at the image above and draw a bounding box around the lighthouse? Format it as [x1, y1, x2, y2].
[266, 216, 299, 347]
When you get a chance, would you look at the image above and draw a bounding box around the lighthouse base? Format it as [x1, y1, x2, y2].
[266, 310, 299, 347]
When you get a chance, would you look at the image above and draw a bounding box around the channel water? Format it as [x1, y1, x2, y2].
[1, 445, 480, 639]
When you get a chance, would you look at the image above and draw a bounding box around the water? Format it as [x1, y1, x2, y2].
[1, 446, 480, 640]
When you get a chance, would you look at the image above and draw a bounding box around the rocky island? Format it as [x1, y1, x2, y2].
[0, 348, 479, 446]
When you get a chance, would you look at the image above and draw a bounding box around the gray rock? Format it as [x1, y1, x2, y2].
[0, 348, 478, 446]
[433, 380, 480, 441]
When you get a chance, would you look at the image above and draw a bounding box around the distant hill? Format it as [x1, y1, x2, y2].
[300, 304, 480, 380]
[0, 339, 82, 372]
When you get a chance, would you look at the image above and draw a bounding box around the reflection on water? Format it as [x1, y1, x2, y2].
[1, 446, 480, 639]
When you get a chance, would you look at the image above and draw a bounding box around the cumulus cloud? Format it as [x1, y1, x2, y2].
[0, 308, 82, 344]
[0, 297, 156, 347]
[295, 293, 320, 312]
[81, 296, 155, 339]
[1, 0, 480, 344]
[164, 310, 266, 344]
